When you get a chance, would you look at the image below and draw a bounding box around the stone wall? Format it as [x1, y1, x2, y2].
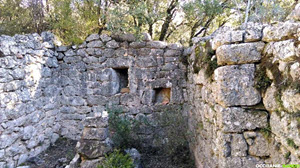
[188, 21, 300, 167]
[0, 32, 61, 168]
[57, 33, 187, 142]
[3, 19, 300, 168]
[0, 32, 188, 167]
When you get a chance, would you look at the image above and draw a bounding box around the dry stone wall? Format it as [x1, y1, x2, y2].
[188, 21, 300, 167]
[2, 19, 300, 168]
[0, 32, 187, 167]
[0, 32, 61, 168]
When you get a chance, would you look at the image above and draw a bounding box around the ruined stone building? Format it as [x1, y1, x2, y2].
[0, 19, 300, 167]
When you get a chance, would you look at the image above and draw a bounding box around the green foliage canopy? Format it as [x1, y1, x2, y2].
[0, 0, 297, 45]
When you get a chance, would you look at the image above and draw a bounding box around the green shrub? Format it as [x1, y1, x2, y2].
[107, 108, 134, 149]
[192, 41, 217, 78]
[98, 150, 134, 168]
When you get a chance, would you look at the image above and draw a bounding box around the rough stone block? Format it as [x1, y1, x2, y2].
[82, 128, 108, 141]
[262, 22, 300, 42]
[106, 40, 119, 49]
[86, 34, 100, 42]
[281, 89, 300, 113]
[248, 132, 270, 157]
[164, 49, 182, 57]
[80, 158, 104, 168]
[262, 85, 281, 112]
[84, 117, 108, 128]
[87, 40, 103, 48]
[211, 30, 244, 50]
[146, 41, 167, 49]
[129, 42, 146, 48]
[216, 106, 268, 132]
[216, 42, 264, 65]
[231, 134, 248, 157]
[76, 139, 111, 159]
[214, 64, 261, 106]
[167, 43, 183, 50]
[136, 57, 157, 68]
[272, 40, 297, 62]
[100, 34, 112, 42]
[244, 29, 262, 42]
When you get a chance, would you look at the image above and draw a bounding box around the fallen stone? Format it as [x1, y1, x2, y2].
[80, 158, 104, 168]
[76, 140, 112, 159]
[125, 148, 142, 168]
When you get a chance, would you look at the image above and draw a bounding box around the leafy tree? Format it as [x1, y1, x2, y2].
[0, 0, 49, 35]
[0, 0, 34, 35]
[0, 0, 297, 46]
[47, 0, 84, 44]
[234, 0, 295, 24]
[182, 0, 229, 45]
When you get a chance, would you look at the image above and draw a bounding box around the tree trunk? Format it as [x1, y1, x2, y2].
[189, 26, 196, 46]
[148, 23, 153, 38]
[159, 0, 178, 41]
[244, 0, 251, 25]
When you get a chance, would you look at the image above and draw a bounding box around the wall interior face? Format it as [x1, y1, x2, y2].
[0, 33, 187, 167]
[188, 21, 300, 168]
[1, 20, 300, 168]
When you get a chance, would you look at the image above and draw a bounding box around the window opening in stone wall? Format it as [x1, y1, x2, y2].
[154, 88, 171, 105]
[114, 68, 129, 93]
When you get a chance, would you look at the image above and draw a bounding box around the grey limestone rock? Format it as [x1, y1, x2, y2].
[125, 148, 142, 168]
[76, 140, 111, 159]
[216, 106, 268, 133]
[211, 30, 244, 50]
[87, 40, 103, 48]
[262, 22, 300, 42]
[106, 40, 119, 49]
[231, 134, 248, 157]
[86, 34, 100, 42]
[216, 42, 264, 65]
[248, 133, 270, 157]
[214, 64, 261, 106]
[146, 41, 167, 49]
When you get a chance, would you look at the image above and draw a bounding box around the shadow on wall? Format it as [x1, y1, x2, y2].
[0, 31, 189, 168]
[0, 32, 62, 168]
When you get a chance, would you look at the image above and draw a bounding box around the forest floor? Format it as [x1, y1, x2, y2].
[21, 138, 77, 168]
[21, 138, 194, 168]
[141, 154, 195, 168]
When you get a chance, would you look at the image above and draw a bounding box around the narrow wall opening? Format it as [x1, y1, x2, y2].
[154, 88, 171, 105]
[113, 68, 129, 93]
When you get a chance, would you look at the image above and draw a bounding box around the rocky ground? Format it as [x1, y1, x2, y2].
[19, 137, 194, 168]
[21, 138, 77, 168]
[141, 154, 195, 168]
